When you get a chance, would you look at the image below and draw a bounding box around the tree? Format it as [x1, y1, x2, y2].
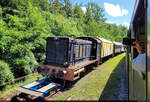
[64, 0, 73, 17]
[85, 2, 106, 23]
[50, 0, 65, 15]
[73, 3, 84, 19]
[85, 3, 93, 24]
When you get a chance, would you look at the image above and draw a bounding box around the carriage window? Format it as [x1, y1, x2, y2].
[75, 45, 79, 58]
[80, 45, 83, 58]
[82, 45, 85, 57]
[85, 46, 87, 57]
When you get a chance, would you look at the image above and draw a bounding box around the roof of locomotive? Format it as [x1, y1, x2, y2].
[47, 36, 92, 44]
[47, 36, 73, 40]
[74, 38, 92, 44]
[76, 37, 102, 43]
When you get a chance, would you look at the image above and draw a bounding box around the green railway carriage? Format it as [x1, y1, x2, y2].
[125, 0, 150, 101]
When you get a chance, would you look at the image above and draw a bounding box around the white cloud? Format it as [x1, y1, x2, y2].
[104, 3, 128, 17]
[106, 21, 114, 24]
[122, 22, 129, 28]
[81, 7, 86, 14]
[116, 23, 120, 26]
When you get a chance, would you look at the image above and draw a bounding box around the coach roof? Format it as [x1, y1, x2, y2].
[113, 41, 122, 45]
[96, 37, 113, 43]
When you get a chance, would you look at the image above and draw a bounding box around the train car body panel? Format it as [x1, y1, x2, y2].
[147, 0, 150, 100]
[76, 37, 101, 59]
[126, 0, 147, 101]
[46, 37, 71, 66]
[133, 71, 146, 100]
[121, 45, 125, 52]
[128, 54, 134, 100]
[38, 59, 98, 81]
[113, 41, 122, 54]
[76, 37, 101, 64]
[97, 38, 113, 58]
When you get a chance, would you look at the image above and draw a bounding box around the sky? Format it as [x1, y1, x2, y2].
[70, 0, 136, 28]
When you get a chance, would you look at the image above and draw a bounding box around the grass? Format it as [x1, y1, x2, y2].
[56, 53, 126, 100]
[0, 73, 42, 98]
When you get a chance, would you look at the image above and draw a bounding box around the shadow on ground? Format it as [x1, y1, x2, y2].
[99, 57, 128, 101]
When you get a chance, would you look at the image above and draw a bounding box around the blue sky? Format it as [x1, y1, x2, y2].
[70, 0, 136, 28]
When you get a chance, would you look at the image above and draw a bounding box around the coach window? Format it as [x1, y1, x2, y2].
[75, 45, 79, 59]
[83, 45, 85, 58]
[79, 45, 82, 58]
[85, 46, 87, 58]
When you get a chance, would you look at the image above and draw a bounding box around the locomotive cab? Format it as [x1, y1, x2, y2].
[37, 36, 96, 81]
[44, 36, 92, 67]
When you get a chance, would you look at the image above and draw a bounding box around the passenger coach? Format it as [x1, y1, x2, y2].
[113, 41, 122, 54]
[124, 0, 150, 101]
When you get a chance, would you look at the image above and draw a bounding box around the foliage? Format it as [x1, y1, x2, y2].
[0, 60, 14, 84]
[0, 73, 41, 98]
[0, 0, 128, 79]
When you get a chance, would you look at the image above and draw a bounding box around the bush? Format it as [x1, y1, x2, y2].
[0, 60, 14, 84]
[12, 51, 38, 78]
[12, 58, 31, 78]
[25, 51, 38, 72]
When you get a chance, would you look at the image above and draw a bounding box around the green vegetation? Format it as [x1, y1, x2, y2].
[0, 60, 14, 84]
[0, 0, 127, 84]
[56, 53, 126, 100]
[0, 73, 41, 98]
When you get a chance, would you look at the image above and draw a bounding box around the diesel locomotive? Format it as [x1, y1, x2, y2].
[37, 36, 124, 82]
